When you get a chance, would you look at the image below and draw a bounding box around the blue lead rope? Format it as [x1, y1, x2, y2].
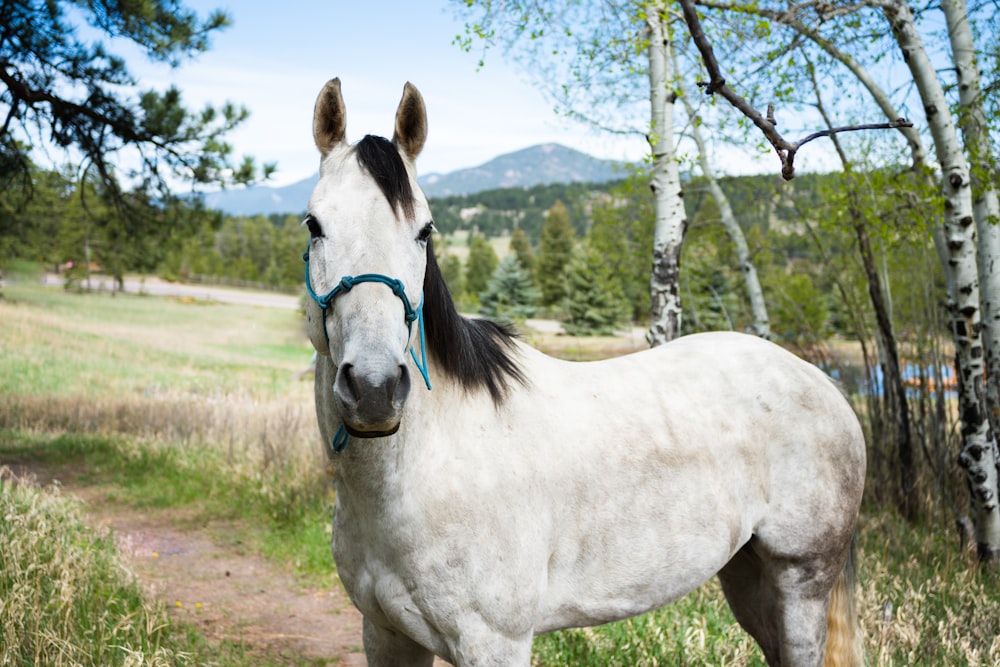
[303, 243, 431, 455]
[331, 424, 350, 455]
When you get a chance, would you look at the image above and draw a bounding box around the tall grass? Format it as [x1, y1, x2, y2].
[0, 467, 191, 666]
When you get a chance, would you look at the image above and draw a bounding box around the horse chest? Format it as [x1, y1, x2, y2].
[331, 479, 544, 641]
[330, 498, 425, 625]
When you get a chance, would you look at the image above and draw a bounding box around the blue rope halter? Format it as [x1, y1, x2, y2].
[303, 243, 431, 455]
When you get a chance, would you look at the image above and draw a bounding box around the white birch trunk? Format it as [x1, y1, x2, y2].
[677, 80, 770, 339]
[943, 0, 1000, 446]
[884, 0, 1000, 561]
[645, 4, 686, 346]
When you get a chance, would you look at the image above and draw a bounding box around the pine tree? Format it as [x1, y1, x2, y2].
[509, 227, 536, 276]
[479, 255, 540, 320]
[563, 244, 629, 336]
[536, 200, 576, 307]
[0, 1, 272, 280]
[439, 254, 465, 299]
[0, 1, 271, 198]
[587, 173, 655, 322]
[464, 234, 498, 298]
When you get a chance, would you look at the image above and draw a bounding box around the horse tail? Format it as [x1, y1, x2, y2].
[822, 538, 864, 667]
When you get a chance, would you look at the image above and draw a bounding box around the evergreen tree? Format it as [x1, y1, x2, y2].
[509, 227, 536, 276]
[536, 200, 576, 307]
[479, 255, 540, 320]
[764, 271, 830, 352]
[0, 1, 272, 273]
[439, 254, 465, 300]
[587, 173, 655, 322]
[563, 244, 628, 336]
[465, 234, 498, 298]
[0, 1, 270, 197]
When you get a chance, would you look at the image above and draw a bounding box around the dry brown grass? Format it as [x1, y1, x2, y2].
[0, 388, 323, 481]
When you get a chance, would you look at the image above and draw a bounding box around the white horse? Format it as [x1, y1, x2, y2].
[304, 78, 866, 667]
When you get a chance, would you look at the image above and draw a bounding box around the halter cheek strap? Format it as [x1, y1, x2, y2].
[303, 243, 431, 455]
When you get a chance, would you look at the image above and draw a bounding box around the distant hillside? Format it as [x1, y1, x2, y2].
[418, 143, 625, 197]
[199, 143, 626, 216]
[200, 178, 315, 217]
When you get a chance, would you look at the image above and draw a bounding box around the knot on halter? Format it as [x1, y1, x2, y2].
[303, 245, 430, 389]
[303, 242, 432, 455]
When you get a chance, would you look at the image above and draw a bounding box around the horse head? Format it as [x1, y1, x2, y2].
[304, 78, 433, 438]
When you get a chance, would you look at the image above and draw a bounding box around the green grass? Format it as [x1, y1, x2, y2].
[532, 581, 762, 666]
[0, 467, 329, 667]
[3, 280, 1000, 665]
[0, 283, 311, 397]
[0, 469, 186, 666]
[0, 283, 338, 663]
[854, 511, 1000, 665]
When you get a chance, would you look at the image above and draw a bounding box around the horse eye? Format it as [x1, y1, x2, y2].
[304, 215, 323, 239]
[417, 222, 435, 243]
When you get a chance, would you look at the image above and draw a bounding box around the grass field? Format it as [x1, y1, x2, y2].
[437, 229, 512, 263]
[2, 281, 1000, 665]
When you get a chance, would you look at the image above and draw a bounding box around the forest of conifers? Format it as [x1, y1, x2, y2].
[1, 164, 934, 350]
[0, 162, 947, 341]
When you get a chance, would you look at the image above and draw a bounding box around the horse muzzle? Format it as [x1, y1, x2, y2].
[333, 361, 411, 437]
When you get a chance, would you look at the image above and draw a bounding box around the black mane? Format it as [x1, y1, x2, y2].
[355, 134, 415, 220]
[354, 133, 524, 403]
[423, 239, 526, 404]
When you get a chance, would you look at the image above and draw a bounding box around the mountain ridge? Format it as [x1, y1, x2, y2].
[200, 143, 626, 216]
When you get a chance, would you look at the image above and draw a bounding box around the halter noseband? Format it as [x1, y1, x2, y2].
[303, 243, 431, 454]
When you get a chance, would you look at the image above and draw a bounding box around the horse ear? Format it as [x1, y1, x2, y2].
[392, 82, 427, 162]
[313, 78, 347, 157]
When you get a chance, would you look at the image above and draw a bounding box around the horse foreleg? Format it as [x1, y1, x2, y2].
[363, 618, 435, 667]
[447, 636, 533, 667]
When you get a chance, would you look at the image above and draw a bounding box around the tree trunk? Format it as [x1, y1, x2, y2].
[812, 74, 917, 519]
[884, 0, 1000, 562]
[645, 5, 686, 346]
[943, 0, 1000, 442]
[854, 216, 915, 519]
[676, 76, 770, 339]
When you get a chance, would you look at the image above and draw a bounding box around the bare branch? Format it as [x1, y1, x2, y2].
[696, 0, 926, 168]
[797, 119, 915, 151]
[678, 0, 913, 179]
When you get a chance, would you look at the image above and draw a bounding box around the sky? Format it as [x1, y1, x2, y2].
[127, 1, 655, 188]
[33, 0, 954, 194]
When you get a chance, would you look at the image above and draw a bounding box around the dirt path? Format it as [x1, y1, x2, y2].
[93, 502, 368, 666]
[6, 462, 372, 665]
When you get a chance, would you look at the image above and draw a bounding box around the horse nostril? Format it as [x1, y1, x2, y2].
[335, 363, 359, 405]
[393, 364, 411, 407]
